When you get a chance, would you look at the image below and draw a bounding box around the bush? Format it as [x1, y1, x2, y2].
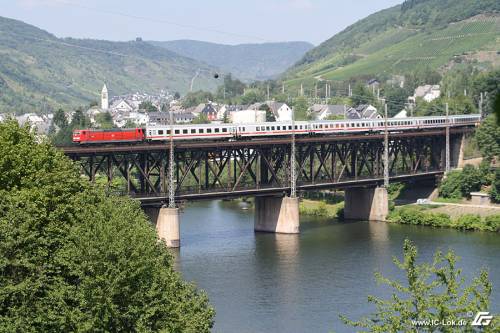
[484, 215, 500, 232]
[490, 169, 500, 204]
[439, 171, 463, 198]
[454, 214, 482, 231]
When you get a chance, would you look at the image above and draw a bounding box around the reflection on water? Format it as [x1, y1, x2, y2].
[176, 200, 500, 333]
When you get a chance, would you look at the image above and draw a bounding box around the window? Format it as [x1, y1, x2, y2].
[207, 128, 212, 133]
[166, 130, 171, 135]
[256, 126, 260, 131]
[266, 126, 270, 131]
[191, 129, 196, 134]
[222, 128, 227, 133]
[158, 130, 164, 135]
[271, 126, 275, 130]
[288, 126, 292, 130]
[175, 130, 180, 134]
[183, 129, 188, 134]
[215, 128, 220, 133]
[199, 129, 204, 133]
[277, 126, 281, 130]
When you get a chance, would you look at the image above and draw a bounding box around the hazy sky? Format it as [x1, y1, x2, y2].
[1, 0, 402, 45]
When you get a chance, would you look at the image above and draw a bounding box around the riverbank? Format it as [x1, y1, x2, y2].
[299, 199, 343, 219]
[387, 206, 500, 232]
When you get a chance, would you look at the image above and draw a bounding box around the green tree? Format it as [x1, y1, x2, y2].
[351, 83, 375, 106]
[182, 91, 213, 108]
[0, 120, 214, 332]
[341, 239, 493, 332]
[384, 86, 410, 117]
[491, 169, 500, 204]
[95, 112, 114, 129]
[475, 115, 500, 161]
[240, 89, 264, 105]
[139, 101, 158, 112]
[292, 96, 310, 120]
[192, 113, 209, 124]
[53, 108, 68, 129]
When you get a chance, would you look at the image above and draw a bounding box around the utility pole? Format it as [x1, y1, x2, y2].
[383, 103, 389, 188]
[290, 107, 296, 198]
[479, 92, 484, 119]
[348, 84, 352, 97]
[445, 103, 450, 174]
[223, 86, 226, 100]
[300, 83, 304, 97]
[314, 83, 317, 99]
[168, 110, 175, 208]
[282, 83, 285, 94]
[267, 84, 270, 100]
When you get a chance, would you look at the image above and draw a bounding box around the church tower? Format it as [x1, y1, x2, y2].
[101, 84, 109, 110]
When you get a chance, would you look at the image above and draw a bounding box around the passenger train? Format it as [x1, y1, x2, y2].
[72, 114, 481, 144]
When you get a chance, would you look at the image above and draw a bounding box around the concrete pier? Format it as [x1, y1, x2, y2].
[344, 187, 388, 221]
[254, 196, 300, 234]
[156, 207, 180, 248]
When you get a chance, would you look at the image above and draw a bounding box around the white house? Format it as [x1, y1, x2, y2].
[409, 85, 441, 104]
[309, 104, 347, 120]
[267, 102, 292, 121]
[231, 110, 266, 124]
[110, 100, 135, 113]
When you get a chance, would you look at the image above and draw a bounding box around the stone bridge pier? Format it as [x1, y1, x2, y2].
[254, 196, 300, 234]
[144, 206, 180, 248]
[344, 187, 388, 221]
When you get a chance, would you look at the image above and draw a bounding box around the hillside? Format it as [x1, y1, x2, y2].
[0, 16, 219, 113]
[150, 40, 314, 82]
[284, 0, 500, 88]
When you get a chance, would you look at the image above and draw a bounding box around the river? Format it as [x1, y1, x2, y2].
[172, 200, 499, 333]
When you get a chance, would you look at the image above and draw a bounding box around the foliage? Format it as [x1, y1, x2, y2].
[388, 206, 500, 232]
[472, 69, 500, 115]
[240, 89, 265, 105]
[215, 74, 246, 102]
[439, 164, 485, 199]
[384, 86, 410, 117]
[0, 120, 214, 331]
[181, 91, 214, 108]
[475, 115, 500, 161]
[95, 111, 114, 129]
[341, 239, 493, 332]
[299, 199, 343, 219]
[192, 113, 210, 124]
[351, 83, 376, 106]
[138, 101, 158, 112]
[438, 171, 463, 199]
[292, 96, 310, 120]
[490, 168, 500, 204]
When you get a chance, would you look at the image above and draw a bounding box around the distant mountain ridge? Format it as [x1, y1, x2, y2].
[150, 40, 314, 82]
[284, 0, 500, 87]
[0, 16, 219, 113]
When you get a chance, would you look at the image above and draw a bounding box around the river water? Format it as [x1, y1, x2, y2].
[173, 200, 499, 333]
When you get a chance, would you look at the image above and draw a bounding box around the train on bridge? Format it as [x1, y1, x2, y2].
[72, 114, 480, 144]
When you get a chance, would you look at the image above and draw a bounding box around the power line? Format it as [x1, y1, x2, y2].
[48, 0, 271, 43]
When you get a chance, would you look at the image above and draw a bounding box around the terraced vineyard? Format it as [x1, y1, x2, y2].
[284, 12, 500, 90]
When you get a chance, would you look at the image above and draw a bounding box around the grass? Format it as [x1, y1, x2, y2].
[299, 199, 343, 219]
[433, 197, 464, 204]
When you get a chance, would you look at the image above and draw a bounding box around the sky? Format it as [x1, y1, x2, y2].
[1, 0, 402, 45]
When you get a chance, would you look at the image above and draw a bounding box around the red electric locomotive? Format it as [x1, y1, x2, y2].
[73, 128, 145, 144]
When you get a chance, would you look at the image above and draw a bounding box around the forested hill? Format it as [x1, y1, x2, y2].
[283, 0, 500, 87]
[150, 40, 314, 82]
[0, 16, 219, 113]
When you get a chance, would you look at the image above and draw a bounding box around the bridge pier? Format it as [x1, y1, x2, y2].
[344, 187, 388, 221]
[144, 206, 180, 248]
[254, 196, 300, 234]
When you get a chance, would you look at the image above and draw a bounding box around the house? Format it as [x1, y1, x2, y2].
[367, 78, 380, 88]
[409, 85, 441, 104]
[309, 104, 347, 120]
[110, 99, 135, 113]
[191, 103, 218, 121]
[267, 102, 292, 121]
[148, 111, 195, 125]
[346, 105, 381, 119]
[230, 110, 266, 124]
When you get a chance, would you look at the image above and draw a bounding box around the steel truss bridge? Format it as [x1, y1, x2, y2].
[61, 126, 473, 205]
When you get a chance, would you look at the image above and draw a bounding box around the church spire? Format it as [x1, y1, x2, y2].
[101, 84, 109, 110]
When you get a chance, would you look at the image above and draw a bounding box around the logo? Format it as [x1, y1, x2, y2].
[471, 312, 493, 326]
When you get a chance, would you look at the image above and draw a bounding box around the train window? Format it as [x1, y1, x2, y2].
[222, 128, 227, 133]
[166, 130, 171, 135]
[266, 126, 270, 131]
[242, 127, 246, 131]
[256, 126, 260, 131]
[199, 129, 204, 133]
[319, 125, 323, 129]
[175, 130, 180, 134]
[277, 126, 280, 130]
[148, 131, 152, 136]
[289, 126, 292, 130]
[271, 126, 275, 130]
[158, 130, 164, 135]
[183, 129, 188, 134]
[215, 128, 220, 133]
[207, 128, 212, 133]
[191, 129, 196, 134]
